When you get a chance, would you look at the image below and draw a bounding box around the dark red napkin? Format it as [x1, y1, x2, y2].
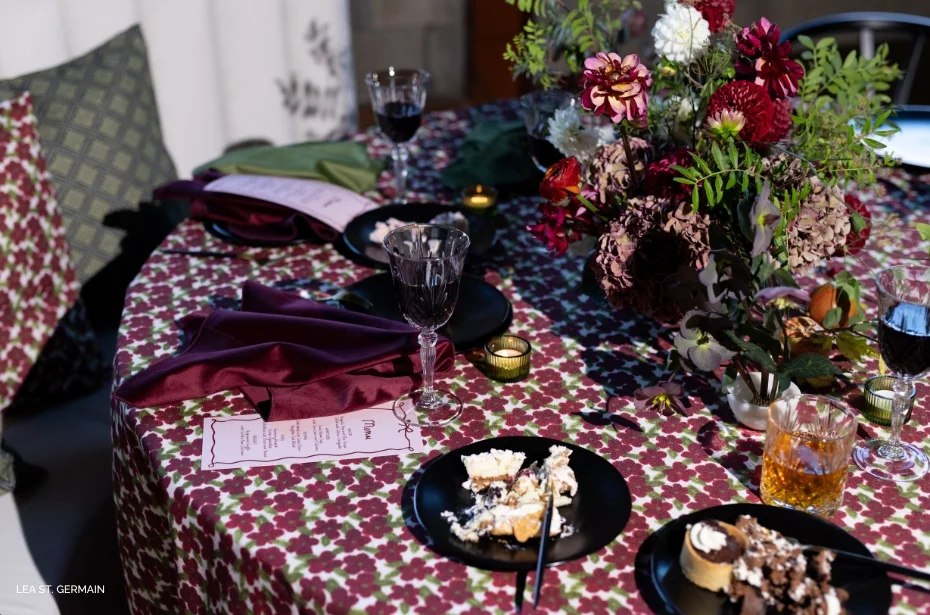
[113, 281, 455, 421]
[154, 171, 340, 244]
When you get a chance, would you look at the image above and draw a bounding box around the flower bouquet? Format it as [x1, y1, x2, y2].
[507, 0, 902, 414]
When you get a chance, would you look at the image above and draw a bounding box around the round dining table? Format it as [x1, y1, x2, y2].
[111, 100, 930, 614]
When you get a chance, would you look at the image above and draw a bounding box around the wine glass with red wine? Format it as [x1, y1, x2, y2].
[853, 265, 930, 481]
[520, 90, 573, 173]
[365, 68, 430, 204]
[383, 224, 470, 427]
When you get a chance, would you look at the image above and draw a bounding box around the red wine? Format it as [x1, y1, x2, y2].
[879, 303, 930, 377]
[527, 133, 563, 172]
[376, 102, 422, 143]
[394, 278, 461, 330]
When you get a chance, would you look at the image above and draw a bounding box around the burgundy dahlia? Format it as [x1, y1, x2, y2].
[706, 81, 774, 143]
[690, 0, 735, 34]
[734, 17, 804, 99]
[767, 97, 792, 142]
[643, 148, 694, 201]
[581, 52, 652, 125]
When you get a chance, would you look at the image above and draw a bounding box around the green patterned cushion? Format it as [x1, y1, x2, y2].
[0, 25, 177, 282]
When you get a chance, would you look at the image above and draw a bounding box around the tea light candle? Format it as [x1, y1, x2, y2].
[862, 376, 915, 426]
[461, 185, 498, 215]
[484, 335, 531, 383]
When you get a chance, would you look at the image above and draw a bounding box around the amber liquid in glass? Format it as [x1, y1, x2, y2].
[760, 431, 849, 512]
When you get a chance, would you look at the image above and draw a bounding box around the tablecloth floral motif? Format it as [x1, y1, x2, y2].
[0, 92, 83, 412]
[112, 101, 930, 614]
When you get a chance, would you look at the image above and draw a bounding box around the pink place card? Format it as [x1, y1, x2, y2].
[203, 174, 379, 232]
[200, 404, 425, 470]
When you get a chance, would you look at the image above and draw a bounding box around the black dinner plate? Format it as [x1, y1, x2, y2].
[341, 273, 512, 351]
[646, 503, 892, 615]
[413, 436, 632, 571]
[204, 221, 312, 247]
[342, 203, 497, 269]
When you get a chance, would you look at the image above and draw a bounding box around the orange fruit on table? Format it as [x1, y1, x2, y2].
[808, 283, 857, 328]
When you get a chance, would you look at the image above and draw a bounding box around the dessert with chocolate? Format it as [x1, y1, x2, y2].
[680, 520, 748, 591]
[728, 515, 847, 615]
[442, 445, 576, 544]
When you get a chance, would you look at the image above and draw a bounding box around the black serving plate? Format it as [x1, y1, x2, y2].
[341, 273, 512, 351]
[204, 220, 312, 247]
[413, 436, 632, 571]
[342, 203, 497, 268]
[644, 503, 892, 615]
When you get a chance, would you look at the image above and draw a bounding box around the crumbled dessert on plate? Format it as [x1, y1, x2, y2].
[442, 445, 576, 544]
[679, 514, 848, 615]
[729, 515, 847, 615]
[367, 212, 470, 244]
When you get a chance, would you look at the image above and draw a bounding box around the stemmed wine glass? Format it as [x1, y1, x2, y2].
[383, 224, 470, 427]
[365, 68, 430, 204]
[520, 90, 573, 172]
[853, 265, 930, 481]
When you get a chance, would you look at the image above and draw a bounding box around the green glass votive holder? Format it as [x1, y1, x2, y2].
[862, 376, 915, 426]
[485, 335, 531, 383]
[461, 184, 498, 217]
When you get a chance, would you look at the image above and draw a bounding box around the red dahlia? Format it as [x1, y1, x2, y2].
[841, 194, 871, 255]
[706, 81, 774, 143]
[690, 0, 735, 34]
[734, 17, 804, 99]
[643, 149, 695, 201]
[767, 97, 792, 142]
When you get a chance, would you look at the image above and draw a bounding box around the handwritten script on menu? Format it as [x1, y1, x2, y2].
[201, 405, 425, 470]
[203, 174, 378, 232]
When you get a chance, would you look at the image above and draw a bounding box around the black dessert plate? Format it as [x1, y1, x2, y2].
[644, 503, 892, 615]
[413, 436, 632, 571]
[342, 203, 496, 268]
[341, 273, 511, 351]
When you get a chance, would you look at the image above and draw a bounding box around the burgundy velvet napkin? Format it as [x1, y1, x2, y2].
[154, 171, 340, 244]
[113, 281, 455, 421]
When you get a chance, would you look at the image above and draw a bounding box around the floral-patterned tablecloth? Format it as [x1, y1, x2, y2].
[112, 101, 930, 614]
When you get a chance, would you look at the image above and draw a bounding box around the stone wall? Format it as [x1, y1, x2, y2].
[349, 0, 930, 102]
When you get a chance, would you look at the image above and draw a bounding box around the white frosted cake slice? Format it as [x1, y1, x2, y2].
[544, 445, 578, 507]
[461, 449, 526, 491]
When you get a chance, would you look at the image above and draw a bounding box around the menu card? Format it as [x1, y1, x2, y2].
[201, 404, 425, 470]
[203, 174, 378, 232]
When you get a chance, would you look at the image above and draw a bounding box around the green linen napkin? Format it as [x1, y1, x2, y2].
[441, 120, 543, 192]
[193, 141, 385, 193]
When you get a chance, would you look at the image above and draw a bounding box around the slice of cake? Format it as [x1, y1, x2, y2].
[544, 445, 578, 507]
[680, 520, 748, 592]
[461, 449, 526, 491]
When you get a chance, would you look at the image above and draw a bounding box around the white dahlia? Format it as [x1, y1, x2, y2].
[652, 3, 711, 64]
[546, 106, 614, 163]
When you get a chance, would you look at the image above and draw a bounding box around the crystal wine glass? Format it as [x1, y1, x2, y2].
[383, 224, 470, 426]
[520, 90, 573, 172]
[853, 265, 930, 481]
[365, 68, 430, 204]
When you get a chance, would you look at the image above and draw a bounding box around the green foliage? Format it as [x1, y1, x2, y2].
[778, 353, 843, 379]
[502, 0, 639, 88]
[791, 37, 902, 188]
[671, 142, 765, 210]
[916, 223, 930, 242]
[505, 0, 549, 15]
